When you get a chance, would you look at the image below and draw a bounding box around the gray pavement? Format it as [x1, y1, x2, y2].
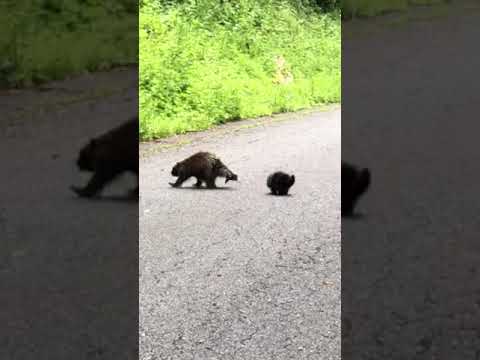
[0, 68, 138, 360]
[140, 109, 341, 359]
[342, 3, 480, 359]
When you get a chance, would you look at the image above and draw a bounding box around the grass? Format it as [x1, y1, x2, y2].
[0, 0, 137, 88]
[139, 0, 340, 140]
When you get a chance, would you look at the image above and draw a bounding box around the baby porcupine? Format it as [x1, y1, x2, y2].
[267, 171, 295, 196]
[169, 152, 238, 188]
[342, 161, 371, 217]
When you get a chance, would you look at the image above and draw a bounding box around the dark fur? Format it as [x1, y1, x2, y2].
[267, 171, 295, 196]
[169, 152, 238, 188]
[71, 118, 138, 198]
[342, 162, 370, 216]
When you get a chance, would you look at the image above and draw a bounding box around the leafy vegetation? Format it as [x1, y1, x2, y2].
[342, 0, 449, 19]
[0, 0, 137, 87]
[140, 0, 340, 140]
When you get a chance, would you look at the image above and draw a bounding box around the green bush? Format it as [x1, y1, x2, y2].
[342, 0, 448, 18]
[140, 0, 340, 140]
[0, 0, 137, 87]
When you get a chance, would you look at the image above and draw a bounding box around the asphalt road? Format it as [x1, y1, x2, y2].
[0, 68, 138, 360]
[342, 4, 480, 359]
[140, 108, 341, 359]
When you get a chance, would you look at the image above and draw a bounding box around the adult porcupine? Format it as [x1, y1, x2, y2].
[71, 118, 138, 198]
[169, 152, 238, 188]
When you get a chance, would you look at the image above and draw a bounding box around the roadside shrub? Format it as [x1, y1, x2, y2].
[0, 0, 137, 87]
[140, 0, 340, 139]
[342, 0, 448, 19]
